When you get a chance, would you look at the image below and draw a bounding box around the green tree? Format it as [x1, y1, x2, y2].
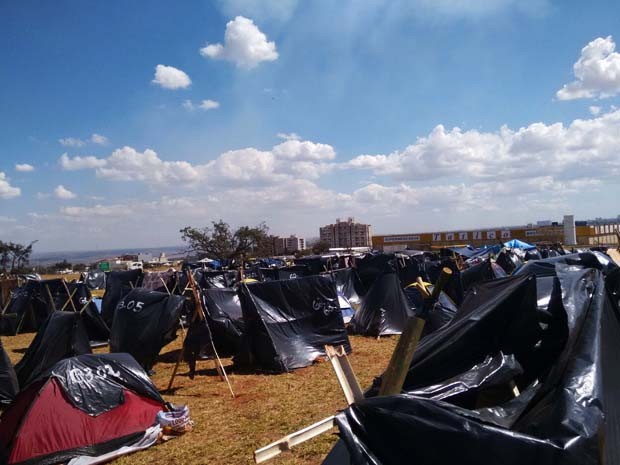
[180, 220, 270, 264]
[0, 240, 36, 274]
[312, 240, 331, 255]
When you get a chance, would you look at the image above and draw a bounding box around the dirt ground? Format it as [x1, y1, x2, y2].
[2, 331, 396, 465]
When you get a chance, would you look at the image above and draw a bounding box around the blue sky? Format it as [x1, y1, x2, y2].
[1, 0, 620, 251]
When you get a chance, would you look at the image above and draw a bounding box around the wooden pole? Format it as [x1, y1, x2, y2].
[378, 316, 425, 396]
[379, 266, 453, 396]
[61, 280, 78, 312]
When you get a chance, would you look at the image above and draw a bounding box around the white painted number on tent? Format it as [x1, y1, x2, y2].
[118, 300, 145, 313]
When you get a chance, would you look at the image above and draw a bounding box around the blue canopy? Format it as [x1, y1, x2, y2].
[504, 239, 536, 250]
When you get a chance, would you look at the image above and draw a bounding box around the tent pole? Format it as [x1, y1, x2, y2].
[44, 284, 57, 312]
[61, 279, 78, 312]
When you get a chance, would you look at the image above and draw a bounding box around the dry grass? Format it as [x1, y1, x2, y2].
[2, 331, 396, 465]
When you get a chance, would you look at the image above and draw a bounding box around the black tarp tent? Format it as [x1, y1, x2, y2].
[83, 270, 106, 290]
[66, 282, 110, 342]
[14, 311, 91, 389]
[109, 289, 184, 371]
[201, 287, 244, 357]
[236, 275, 351, 372]
[328, 268, 362, 310]
[350, 273, 413, 337]
[0, 338, 18, 406]
[0, 280, 53, 335]
[101, 269, 143, 327]
[330, 263, 620, 465]
[460, 258, 507, 291]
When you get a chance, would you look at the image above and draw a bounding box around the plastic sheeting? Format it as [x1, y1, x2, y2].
[84, 271, 106, 290]
[328, 269, 362, 310]
[109, 289, 184, 371]
[201, 288, 244, 357]
[0, 338, 18, 406]
[48, 353, 164, 415]
[460, 259, 507, 291]
[67, 282, 110, 342]
[236, 275, 351, 372]
[332, 264, 620, 465]
[101, 269, 143, 328]
[0, 280, 53, 335]
[515, 251, 618, 277]
[350, 273, 413, 337]
[14, 312, 92, 389]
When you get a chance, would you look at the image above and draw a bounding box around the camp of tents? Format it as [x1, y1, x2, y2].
[0, 243, 619, 464]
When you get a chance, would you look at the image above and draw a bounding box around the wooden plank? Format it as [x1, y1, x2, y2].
[325, 345, 363, 405]
[254, 416, 336, 464]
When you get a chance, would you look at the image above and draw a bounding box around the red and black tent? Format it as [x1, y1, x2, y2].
[0, 353, 164, 465]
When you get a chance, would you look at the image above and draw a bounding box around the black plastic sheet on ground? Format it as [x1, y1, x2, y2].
[333, 264, 620, 465]
[109, 289, 184, 371]
[236, 275, 351, 372]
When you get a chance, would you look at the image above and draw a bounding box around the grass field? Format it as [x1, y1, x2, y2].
[2, 331, 396, 465]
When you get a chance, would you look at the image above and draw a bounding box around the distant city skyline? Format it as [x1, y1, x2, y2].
[2, 1, 620, 251]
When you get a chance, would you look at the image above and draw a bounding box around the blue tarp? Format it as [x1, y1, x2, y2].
[504, 239, 536, 250]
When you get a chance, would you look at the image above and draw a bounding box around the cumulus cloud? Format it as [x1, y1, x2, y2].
[59, 137, 86, 147]
[346, 109, 620, 182]
[200, 16, 278, 69]
[96, 146, 203, 184]
[90, 133, 109, 145]
[0, 172, 21, 199]
[557, 36, 620, 100]
[589, 105, 601, 115]
[152, 64, 192, 89]
[54, 185, 77, 200]
[15, 163, 34, 172]
[59, 153, 107, 170]
[61, 204, 124, 217]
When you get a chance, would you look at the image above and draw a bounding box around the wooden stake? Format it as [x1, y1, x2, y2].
[378, 316, 425, 396]
[61, 279, 78, 312]
[431, 267, 453, 301]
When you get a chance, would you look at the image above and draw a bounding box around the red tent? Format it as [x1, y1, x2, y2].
[0, 353, 164, 465]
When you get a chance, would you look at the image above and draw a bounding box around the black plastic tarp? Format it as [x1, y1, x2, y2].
[236, 275, 351, 372]
[514, 251, 618, 277]
[109, 289, 184, 371]
[201, 288, 244, 357]
[14, 312, 92, 389]
[329, 268, 362, 310]
[332, 264, 620, 465]
[46, 353, 165, 416]
[67, 282, 110, 342]
[84, 270, 106, 290]
[0, 280, 53, 335]
[350, 273, 413, 337]
[101, 269, 142, 327]
[460, 259, 507, 291]
[0, 338, 18, 406]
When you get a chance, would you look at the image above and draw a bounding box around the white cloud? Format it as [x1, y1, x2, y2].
[96, 146, 203, 184]
[0, 172, 20, 199]
[589, 105, 601, 115]
[15, 163, 34, 172]
[199, 99, 220, 110]
[347, 109, 620, 182]
[59, 153, 107, 170]
[90, 133, 109, 145]
[61, 204, 124, 218]
[182, 100, 195, 110]
[557, 36, 620, 100]
[59, 137, 86, 147]
[54, 185, 77, 200]
[200, 16, 278, 69]
[152, 64, 192, 89]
